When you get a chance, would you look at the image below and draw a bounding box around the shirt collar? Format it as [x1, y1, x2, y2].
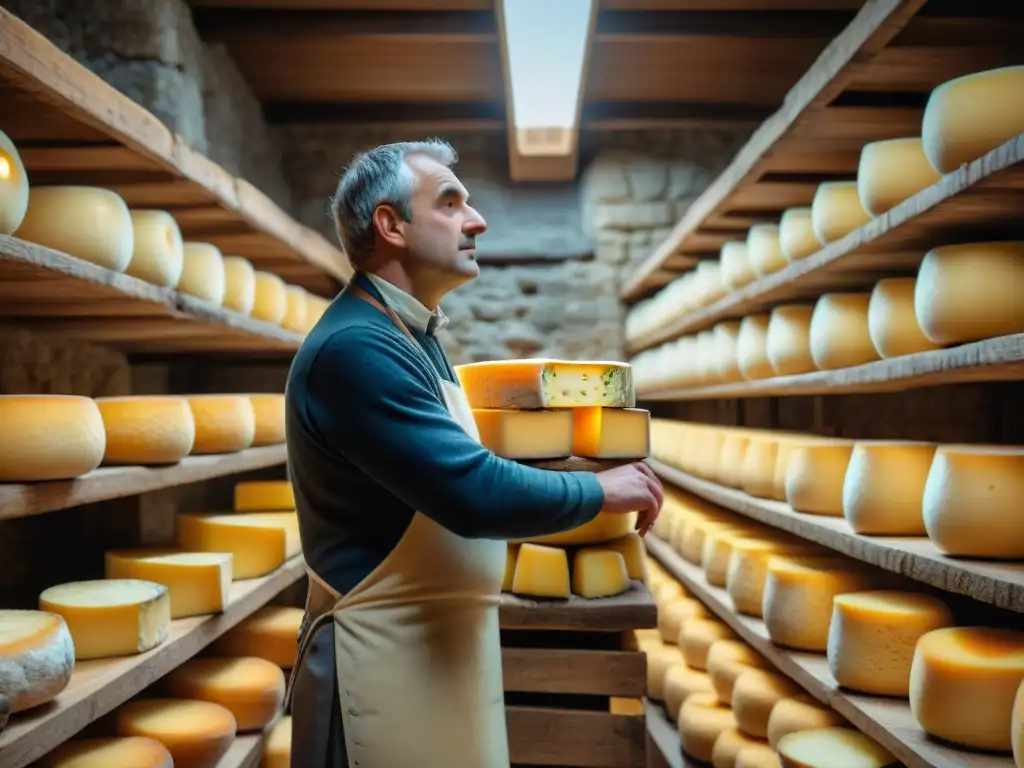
[364, 272, 449, 335]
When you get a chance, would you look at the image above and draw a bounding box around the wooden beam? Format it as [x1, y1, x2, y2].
[192, 9, 497, 40]
[594, 9, 855, 38]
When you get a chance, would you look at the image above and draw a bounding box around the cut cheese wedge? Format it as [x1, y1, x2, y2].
[95, 396, 196, 465]
[778, 727, 896, 768]
[127, 210, 184, 288]
[179, 243, 227, 306]
[732, 668, 803, 738]
[721, 241, 756, 290]
[0, 127, 29, 235]
[665, 664, 715, 721]
[234, 480, 294, 512]
[511, 543, 570, 598]
[187, 395, 256, 454]
[502, 544, 518, 592]
[779, 208, 821, 263]
[455, 359, 635, 409]
[603, 533, 646, 582]
[0, 610, 74, 713]
[35, 737, 173, 768]
[809, 293, 880, 370]
[737, 744, 783, 768]
[177, 513, 298, 578]
[681, 619, 736, 671]
[867, 277, 942, 359]
[520, 511, 635, 547]
[166, 656, 285, 731]
[0, 395, 106, 481]
[767, 695, 845, 749]
[712, 728, 765, 768]
[842, 441, 936, 535]
[222, 256, 256, 316]
[114, 698, 237, 768]
[707, 639, 770, 705]
[248, 393, 286, 446]
[212, 606, 304, 669]
[679, 692, 737, 764]
[263, 716, 292, 768]
[647, 643, 684, 701]
[785, 440, 855, 517]
[282, 285, 309, 333]
[766, 305, 816, 376]
[857, 137, 941, 216]
[659, 597, 710, 645]
[572, 549, 629, 598]
[472, 408, 573, 459]
[748, 224, 787, 277]
[738, 315, 774, 381]
[104, 549, 232, 619]
[253, 271, 287, 324]
[572, 406, 650, 459]
[811, 182, 871, 244]
[38, 579, 170, 660]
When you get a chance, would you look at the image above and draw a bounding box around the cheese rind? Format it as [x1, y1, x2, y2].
[263, 716, 292, 768]
[857, 138, 941, 216]
[572, 549, 629, 598]
[737, 744, 783, 768]
[252, 271, 288, 323]
[809, 293, 880, 370]
[234, 480, 294, 512]
[95, 396, 196, 465]
[665, 664, 715, 720]
[707, 639, 770, 705]
[712, 728, 764, 768]
[811, 182, 871, 244]
[842, 441, 936, 535]
[777, 727, 895, 768]
[222, 256, 257, 316]
[679, 692, 738, 763]
[659, 597, 709, 645]
[0, 610, 74, 713]
[766, 305, 816, 376]
[572, 407, 650, 459]
[511, 543, 570, 598]
[737, 315, 774, 380]
[0, 395, 106, 481]
[282, 285, 309, 332]
[472, 408, 572, 459]
[732, 668, 802, 738]
[867, 277, 942, 358]
[785, 442, 855, 517]
[748, 224, 787, 277]
[248, 393, 286, 447]
[681, 619, 736, 671]
[726, 539, 816, 618]
[35, 737, 174, 768]
[126, 210, 184, 288]
[177, 513, 296, 578]
[104, 549, 232, 619]
[114, 698, 237, 768]
[179, 242, 227, 306]
[187, 395, 256, 454]
[767, 695, 845, 749]
[165, 656, 286, 731]
[455, 359, 635, 409]
[212, 606, 304, 669]
[647, 643, 684, 700]
[721, 241, 756, 289]
[0, 128, 29, 235]
[779, 207, 821, 262]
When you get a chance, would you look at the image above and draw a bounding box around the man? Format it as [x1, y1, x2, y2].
[284, 140, 664, 768]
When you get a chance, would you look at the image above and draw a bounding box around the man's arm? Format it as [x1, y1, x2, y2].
[305, 326, 606, 539]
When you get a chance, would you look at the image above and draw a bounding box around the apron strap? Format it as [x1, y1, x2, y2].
[349, 283, 423, 349]
[285, 567, 344, 711]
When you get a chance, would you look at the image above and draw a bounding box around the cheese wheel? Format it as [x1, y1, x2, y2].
[867, 277, 942, 358]
[253, 271, 288, 324]
[0, 395, 105, 481]
[262, 716, 292, 768]
[914, 242, 1024, 344]
[179, 243, 227, 306]
[15, 186, 134, 271]
[115, 698, 237, 768]
[0, 610, 74, 713]
[511, 543, 570, 598]
[741, 435, 780, 499]
[779, 208, 821, 262]
[104, 550, 232, 619]
[726, 539, 817, 618]
[222, 256, 256, 315]
[785, 441, 855, 517]
[39, 579, 170, 660]
[282, 285, 309, 332]
[842, 441, 937, 535]
[737, 744, 783, 768]
[679, 692, 737, 763]
[681, 619, 736, 671]
[772, 436, 832, 503]
[909, 627, 1024, 752]
[665, 664, 715, 720]
[767, 695, 845, 749]
[737, 315, 774, 380]
[921, 66, 1024, 174]
[177, 513, 296, 578]
[857, 138, 941, 216]
[647, 644, 684, 700]
[572, 548, 629, 598]
[523, 510, 635, 547]
[186, 395, 256, 454]
[694, 260, 728, 307]
[234, 480, 294, 512]
[748, 224, 787, 277]
[126, 210, 184, 287]
[212, 606, 303, 669]
[1013, 680, 1023, 768]
[721, 241, 756, 290]
[95, 396, 196, 465]
[777, 727, 896, 768]
[712, 728, 765, 768]
[716, 434, 750, 491]
[707, 639, 770, 704]
[714, 321, 744, 383]
[0, 127, 29, 234]
[603, 533, 647, 582]
[808, 293, 880, 370]
[827, 590, 954, 697]
[632, 628, 663, 653]
[659, 597, 709, 644]
[766, 305, 816, 376]
[654, 581, 687, 609]
[732, 668, 802, 738]
[922, 444, 1024, 559]
[811, 182, 871, 244]
[36, 737, 173, 768]
[248, 393, 286, 446]
[166, 656, 285, 731]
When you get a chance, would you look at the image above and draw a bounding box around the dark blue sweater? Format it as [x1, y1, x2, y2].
[284, 274, 606, 594]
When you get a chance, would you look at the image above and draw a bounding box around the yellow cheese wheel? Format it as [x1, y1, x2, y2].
[126, 210, 184, 288]
[15, 186, 133, 271]
[234, 480, 295, 512]
[572, 548, 629, 598]
[665, 664, 715, 721]
[522, 510, 635, 547]
[857, 138, 941, 216]
[222, 256, 257, 315]
[767, 695, 845, 749]
[603, 533, 646, 581]
[712, 728, 765, 768]
[741, 435, 780, 498]
[95, 396, 196, 465]
[631, 628, 663, 653]
[693, 259, 728, 307]
[104, 549, 231, 619]
[841, 441, 936, 535]
[777, 727, 896, 768]
[653, 580, 687, 609]
[166, 656, 285, 731]
[766, 305, 816, 376]
[248, 393, 286, 446]
[115, 698, 237, 768]
[187, 395, 256, 454]
[282, 285, 309, 332]
[177, 513, 296, 578]
[909, 627, 1024, 752]
[0, 610, 74, 713]
[681, 619, 736, 671]
[0, 395, 105, 481]
[707, 639, 770, 705]
[732, 668, 802, 738]
[921, 66, 1024, 174]
[511, 543, 570, 598]
[866, 277, 942, 358]
[659, 597, 709, 644]
[721, 241, 756, 290]
[811, 182, 871, 244]
[647, 643, 684, 700]
[713, 321, 744, 383]
[779, 208, 821, 262]
[772, 436, 832, 503]
[212, 605, 303, 669]
[262, 715, 292, 768]
[679, 691, 738, 763]
[179, 242, 227, 306]
[716, 434, 751, 491]
[808, 293, 880, 370]
[0, 127, 29, 234]
[737, 744, 783, 768]
[737, 315, 774, 381]
[253, 271, 288, 324]
[35, 737, 173, 768]
[726, 539, 817, 618]
[1013, 680, 1023, 768]
[748, 224, 787, 277]
[785, 441, 855, 517]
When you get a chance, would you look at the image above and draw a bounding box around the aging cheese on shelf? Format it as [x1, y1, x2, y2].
[212, 606, 304, 669]
[0, 127, 29, 235]
[741, 435, 781, 499]
[511, 543, 570, 598]
[472, 408, 572, 459]
[707, 639, 770, 705]
[282, 285, 309, 332]
[766, 305, 817, 376]
[732, 668, 802, 738]
[681, 619, 736, 671]
[777, 727, 896, 768]
[842, 441, 937, 535]
[721, 241, 756, 289]
[659, 597, 710, 644]
[222, 256, 257, 316]
[95, 396, 196, 465]
[867, 277, 942, 358]
[827, 590, 954, 697]
[502, 545, 518, 592]
[679, 691, 738, 764]
[177, 513, 297, 578]
[811, 182, 871, 244]
[186, 395, 256, 454]
[1013, 680, 1023, 768]
[715, 434, 751, 491]
[0, 610, 74, 713]
[248, 393, 286, 447]
[104, 549, 231, 619]
[665, 664, 715, 720]
[603, 533, 646, 581]
[456, 359, 635, 410]
[126, 210, 184, 288]
[234, 480, 294, 512]
[767, 695, 845, 749]
[808, 293, 880, 370]
[179, 242, 227, 306]
[785, 440, 855, 517]
[647, 643, 684, 700]
[263, 716, 292, 768]
[737, 315, 774, 381]
[909, 627, 1024, 752]
[0, 395, 105, 482]
[712, 728, 765, 768]
[921, 65, 1024, 174]
[779, 207, 821, 263]
[38, 579, 170, 660]
[115, 698, 237, 768]
[166, 656, 285, 731]
[748, 224, 787, 277]
[574, 406, 651, 459]
[15, 186, 134, 272]
[727, 539, 818, 618]
[714, 321, 744, 383]
[694, 260, 728, 307]
[572, 549, 629, 598]
[736, 744, 783, 768]
[857, 138, 941, 216]
[35, 737, 173, 768]
[252, 271, 288, 323]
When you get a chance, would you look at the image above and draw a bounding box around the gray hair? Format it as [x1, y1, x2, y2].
[330, 140, 458, 266]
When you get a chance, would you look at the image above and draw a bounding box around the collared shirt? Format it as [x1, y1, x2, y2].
[364, 272, 449, 336]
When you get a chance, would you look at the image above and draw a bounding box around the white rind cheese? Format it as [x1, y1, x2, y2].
[0, 128, 29, 235]
[0, 610, 75, 713]
[857, 138, 941, 216]
[126, 210, 185, 288]
[842, 441, 936, 535]
[779, 208, 821, 262]
[867, 277, 942, 358]
[777, 727, 896, 768]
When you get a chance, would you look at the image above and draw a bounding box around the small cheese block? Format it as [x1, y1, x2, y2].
[455, 359, 635, 409]
[520, 510, 635, 547]
[779, 208, 821, 262]
[126, 210, 184, 288]
[737, 744, 783, 768]
[603, 533, 646, 581]
[262, 716, 292, 768]
[922, 444, 1024, 559]
[166, 656, 285, 731]
[785, 441, 855, 517]
[187, 395, 256, 454]
[179, 243, 227, 306]
[777, 727, 896, 768]
[1013, 680, 1023, 768]
[211, 606, 304, 669]
[811, 182, 871, 244]
[248, 393, 286, 446]
[842, 441, 937, 535]
[827, 590, 953, 697]
[707, 639, 770, 705]
[741, 435, 781, 499]
[909, 627, 1024, 752]
[679, 692, 738, 764]
[473, 408, 572, 459]
[714, 321, 744, 383]
[574, 406, 651, 459]
[867, 277, 942, 358]
[767, 695, 845, 749]
[647, 643, 684, 700]
[252, 271, 288, 323]
[610, 697, 644, 715]
[222, 256, 257, 316]
[234, 480, 294, 512]
[766, 305, 817, 376]
[748, 224, 787, 277]
[38, 579, 170, 660]
[915, 242, 1024, 344]
[104, 549, 232, 619]
[502, 544, 518, 592]
[572, 549, 629, 598]
[177, 513, 297, 578]
[808, 293, 880, 370]
[282, 285, 309, 332]
[726, 539, 817, 618]
[732, 668, 802, 738]
[681, 619, 736, 671]
[665, 664, 715, 720]
[738, 315, 774, 380]
[0, 127, 29, 234]
[15, 186, 133, 272]
[857, 137, 941, 216]
[0, 610, 74, 713]
[721, 241, 756, 289]
[512, 543, 570, 598]
[0, 395, 105, 481]
[712, 728, 766, 768]
[115, 698, 237, 768]
[95, 396, 196, 465]
[659, 597, 710, 645]
[921, 66, 1024, 174]
[36, 737, 173, 768]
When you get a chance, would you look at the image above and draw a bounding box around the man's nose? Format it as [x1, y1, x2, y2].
[464, 205, 487, 236]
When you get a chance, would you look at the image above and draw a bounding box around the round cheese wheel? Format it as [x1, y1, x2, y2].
[212, 606, 303, 669]
[178, 242, 227, 306]
[526, 509, 635, 546]
[922, 444, 1024, 559]
[187, 395, 256, 454]
[909, 627, 1024, 752]
[712, 728, 765, 768]
[707, 639, 770, 705]
[842, 441, 937, 535]
[741, 434, 780, 499]
[659, 597, 709, 645]
[0, 610, 74, 713]
[679, 692, 737, 763]
[767, 695, 845, 749]
[282, 285, 309, 332]
[36, 737, 173, 768]
[694, 260, 728, 307]
[653, 580, 686, 609]
[737, 315, 774, 380]
[808, 293, 880, 370]
[1012, 680, 1023, 768]
[914, 242, 1024, 344]
[785, 440, 855, 517]
[15, 186, 134, 272]
[738, 744, 784, 768]
[104, 550, 231, 619]
[126, 210, 184, 288]
[647, 644, 684, 700]
[732, 668, 802, 738]
[726, 539, 818, 618]
[857, 138, 941, 216]
[253, 271, 288, 323]
[921, 66, 1024, 174]
[248, 393, 286, 446]
[665, 664, 715, 720]
[115, 698, 237, 768]
[234, 480, 295, 512]
[747, 224, 787, 277]
[779, 208, 821, 262]
[95, 396, 196, 465]
[0, 127, 29, 234]
[0, 395, 106, 482]
[263, 716, 292, 768]
[810, 182, 871, 244]
[777, 727, 895, 768]
[166, 656, 285, 731]
[716, 434, 751, 491]
[222, 256, 256, 316]
[713, 321, 743, 383]
[681, 619, 736, 671]
[680, 519, 735, 566]
[305, 295, 331, 330]
[766, 305, 816, 376]
[867, 277, 942, 358]
[721, 241, 756, 290]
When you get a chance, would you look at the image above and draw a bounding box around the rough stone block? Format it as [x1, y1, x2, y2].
[626, 160, 669, 202]
[593, 202, 674, 232]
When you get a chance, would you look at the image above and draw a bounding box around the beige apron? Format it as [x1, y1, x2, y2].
[287, 284, 511, 768]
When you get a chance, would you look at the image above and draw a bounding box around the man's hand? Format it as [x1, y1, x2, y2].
[595, 461, 664, 537]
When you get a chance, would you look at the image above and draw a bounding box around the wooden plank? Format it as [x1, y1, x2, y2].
[524, 457, 634, 473]
[0, 557, 306, 768]
[502, 648, 646, 697]
[506, 706, 646, 767]
[216, 729, 273, 768]
[645, 537, 1016, 768]
[500, 583, 658, 632]
[643, 700, 700, 768]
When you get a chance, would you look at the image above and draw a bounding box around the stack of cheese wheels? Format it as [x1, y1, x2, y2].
[211, 605, 304, 669]
[455, 358, 650, 600]
[112, 698, 237, 768]
[165, 656, 286, 731]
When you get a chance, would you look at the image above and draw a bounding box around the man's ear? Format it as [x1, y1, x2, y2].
[373, 204, 406, 249]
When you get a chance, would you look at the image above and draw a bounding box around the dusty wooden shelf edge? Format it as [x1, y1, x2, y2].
[645, 537, 1016, 768]
[644, 699, 699, 768]
[499, 581, 658, 631]
[0, 557, 306, 768]
[216, 730, 269, 768]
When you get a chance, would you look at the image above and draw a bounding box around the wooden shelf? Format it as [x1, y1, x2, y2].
[216, 731, 271, 768]
[637, 332, 1024, 401]
[645, 536, 1016, 768]
[499, 582, 657, 632]
[0, 8, 351, 297]
[0, 556, 306, 768]
[0, 444, 287, 522]
[644, 699, 701, 768]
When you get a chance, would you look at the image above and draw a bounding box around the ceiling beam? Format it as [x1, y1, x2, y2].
[192, 9, 497, 40]
[595, 9, 855, 38]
